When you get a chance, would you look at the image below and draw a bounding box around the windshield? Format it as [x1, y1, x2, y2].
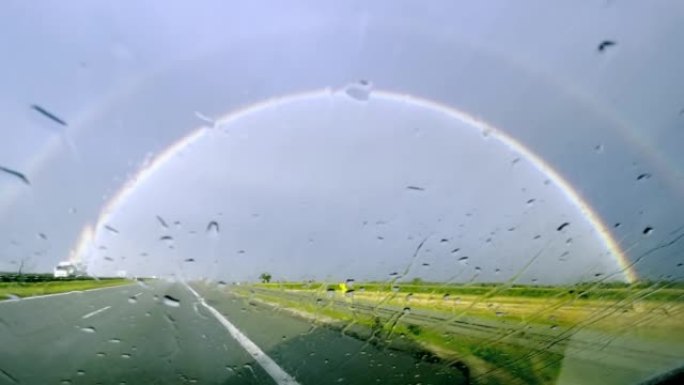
[1, 2, 683, 385]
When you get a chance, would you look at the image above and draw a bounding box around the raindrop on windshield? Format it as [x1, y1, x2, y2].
[597, 39, 617, 52]
[104, 225, 119, 234]
[128, 296, 137, 304]
[557, 222, 570, 231]
[207, 220, 220, 234]
[163, 295, 180, 307]
[156, 215, 169, 228]
[643, 226, 654, 235]
[637, 173, 652, 181]
[80, 326, 96, 333]
[344, 80, 373, 101]
[406, 185, 425, 191]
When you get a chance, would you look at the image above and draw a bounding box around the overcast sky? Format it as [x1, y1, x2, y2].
[1, 1, 683, 283]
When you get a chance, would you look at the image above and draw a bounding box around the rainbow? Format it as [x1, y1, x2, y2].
[72, 89, 638, 282]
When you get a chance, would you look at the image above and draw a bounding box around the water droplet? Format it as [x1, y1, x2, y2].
[614, 222, 621, 228]
[533, 234, 541, 240]
[207, 221, 220, 234]
[402, 307, 411, 315]
[526, 198, 536, 206]
[458, 256, 469, 263]
[96, 352, 106, 357]
[163, 295, 180, 307]
[636, 173, 652, 181]
[81, 326, 96, 333]
[495, 268, 501, 274]
[389, 272, 399, 277]
[597, 40, 617, 52]
[184, 258, 195, 262]
[511, 157, 520, 165]
[344, 80, 372, 101]
[159, 235, 173, 241]
[474, 266, 481, 272]
[104, 225, 119, 234]
[495, 311, 505, 317]
[121, 353, 131, 359]
[376, 236, 384, 241]
[37, 232, 47, 240]
[594, 273, 603, 277]
[60, 380, 72, 385]
[76, 370, 85, 376]
[237, 250, 246, 254]
[391, 285, 400, 292]
[109, 338, 121, 343]
[594, 144, 604, 153]
[156, 215, 168, 228]
[550, 325, 559, 330]
[643, 226, 654, 235]
[507, 227, 516, 232]
[557, 222, 570, 231]
[128, 297, 137, 304]
[406, 185, 425, 191]
[450, 248, 460, 254]
[421, 262, 430, 267]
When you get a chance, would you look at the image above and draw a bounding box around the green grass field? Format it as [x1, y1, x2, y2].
[0, 278, 132, 300]
[233, 280, 684, 385]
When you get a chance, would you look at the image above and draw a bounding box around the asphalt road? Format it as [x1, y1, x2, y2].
[0, 281, 465, 385]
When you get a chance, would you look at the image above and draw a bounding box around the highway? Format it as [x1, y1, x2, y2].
[0, 281, 465, 385]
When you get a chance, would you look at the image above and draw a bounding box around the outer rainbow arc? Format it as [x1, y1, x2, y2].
[71, 88, 637, 283]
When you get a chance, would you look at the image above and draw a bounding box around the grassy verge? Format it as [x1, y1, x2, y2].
[0, 278, 132, 300]
[234, 285, 563, 385]
[255, 281, 684, 336]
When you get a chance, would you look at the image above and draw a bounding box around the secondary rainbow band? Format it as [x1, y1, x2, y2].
[71, 89, 638, 283]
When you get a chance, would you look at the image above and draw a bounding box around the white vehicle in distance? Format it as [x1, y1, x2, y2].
[53, 261, 86, 278]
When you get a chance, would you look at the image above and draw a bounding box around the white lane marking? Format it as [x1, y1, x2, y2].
[183, 283, 301, 385]
[82, 305, 112, 319]
[0, 284, 134, 305]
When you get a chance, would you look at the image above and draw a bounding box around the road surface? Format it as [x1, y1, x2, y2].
[0, 281, 465, 385]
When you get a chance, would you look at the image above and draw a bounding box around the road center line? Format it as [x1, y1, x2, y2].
[81, 305, 112, 319]
[183, 283, 301, 385]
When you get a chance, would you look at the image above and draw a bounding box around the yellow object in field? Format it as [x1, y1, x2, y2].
[339, 282, 347, 292]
